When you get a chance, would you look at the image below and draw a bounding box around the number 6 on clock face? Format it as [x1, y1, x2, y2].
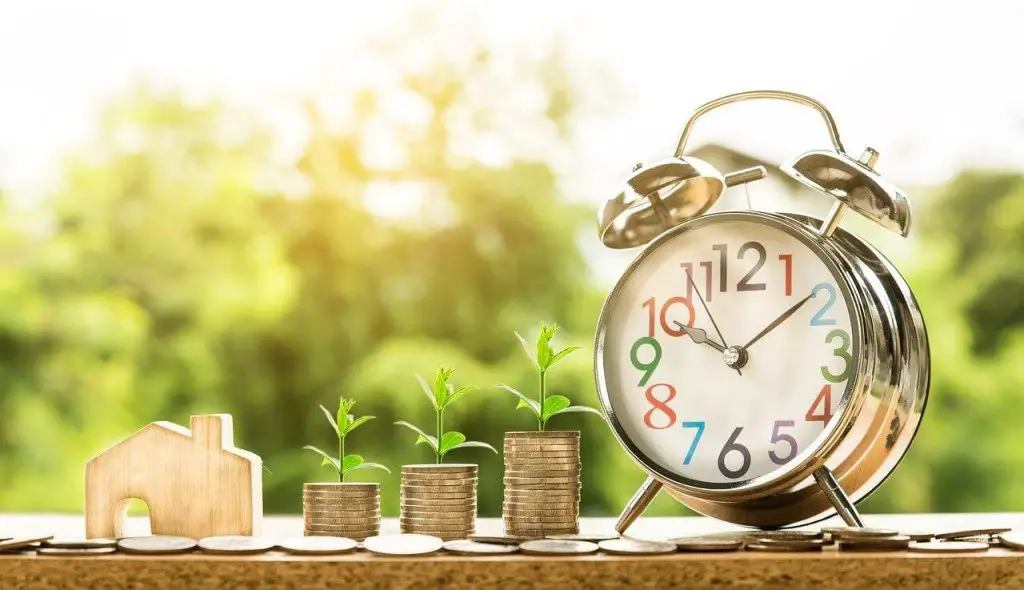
[598, 216, 858, 487]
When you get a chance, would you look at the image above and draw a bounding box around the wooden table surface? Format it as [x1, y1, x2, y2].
[3, 513, 1024, 589]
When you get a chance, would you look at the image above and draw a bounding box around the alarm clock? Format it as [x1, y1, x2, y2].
[594, 90, 929, 530]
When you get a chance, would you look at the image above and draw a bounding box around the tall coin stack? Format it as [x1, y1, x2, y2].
[303, 482, 381, 540]
[400, 464, 478, 541]
[503, 431, 581, 537]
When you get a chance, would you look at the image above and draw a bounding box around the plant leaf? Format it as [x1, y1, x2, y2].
[395, 420, 438, 451]
[415, 374, 439, 411]
[319, 405, 339, 437]
[541, 395, 572, 421]
[449, 440, 498, 454]
[348, 462, 391, 474]
[444, 385, 474, 409]
[546, 405, 607, 421]
[336, 398, 356, 435]
[548, 345, 579, 368]
[346, 415, 374, 436]
[438, 431, 467, 455]
[341, 454, 364, 473]
[497, 384, 540, 418]
[514, 331, 538, 369]
[536, 323, 557, 371]
[303, 445, 340, 473]
[433, 367, 455, 409]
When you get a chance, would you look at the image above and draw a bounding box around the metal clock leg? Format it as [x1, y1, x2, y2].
[615, 477, 663, 534]
[813, 466, 864, 527]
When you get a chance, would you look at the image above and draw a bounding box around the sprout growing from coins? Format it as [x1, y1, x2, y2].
[395, 367, 498, 464]
[499, 322, 604, 431]
[304, 397, 390, 482]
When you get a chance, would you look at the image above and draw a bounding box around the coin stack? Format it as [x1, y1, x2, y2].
[400, 464, 478, 541]
[303, 482, 380, 540]
[503, 431, 580, 537]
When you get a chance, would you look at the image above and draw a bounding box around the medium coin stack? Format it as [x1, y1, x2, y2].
[400, 464, 478, 541]
[303, 482, 380, 540]
[503, 431, 580, 536]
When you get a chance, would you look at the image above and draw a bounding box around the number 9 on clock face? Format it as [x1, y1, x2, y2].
[596, 215, 860, 488]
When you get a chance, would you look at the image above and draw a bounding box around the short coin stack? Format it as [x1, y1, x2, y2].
[503, 431, 580, 537]
[303, 482, 380, 540]
[400, 464, 478, 541]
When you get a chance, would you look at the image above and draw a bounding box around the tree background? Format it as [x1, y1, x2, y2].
[0, 12, 1021, 520]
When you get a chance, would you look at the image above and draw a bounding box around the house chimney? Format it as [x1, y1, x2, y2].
[190, 414, 234, 451]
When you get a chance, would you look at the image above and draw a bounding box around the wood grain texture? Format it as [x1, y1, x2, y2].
[84, 414, 262, 539]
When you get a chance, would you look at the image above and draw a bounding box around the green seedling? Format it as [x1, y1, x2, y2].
[304, 397, 390, 482]
[499, 322, 603, 430]
[395, 367, 497, 464]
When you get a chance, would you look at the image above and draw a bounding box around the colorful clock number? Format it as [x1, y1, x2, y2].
[684, 243, 792, 298]
[768, 420, 798, 465]
[821, 328, 852, 383]
[681, 421, 704, 465]
[643, 383, 677, 430]
[717, 427, 752, 479]
[809, 282, 838, 326]
[805, 384, 833, 424]
[778, 253, 793, 296]
[630, 336, 662, 386]
[642, 296, 695, 337]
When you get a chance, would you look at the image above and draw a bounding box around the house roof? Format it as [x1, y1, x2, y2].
[86, 421, 261, 467]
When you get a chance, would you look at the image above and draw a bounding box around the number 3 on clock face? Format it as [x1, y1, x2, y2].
[599, 216, 859, 488]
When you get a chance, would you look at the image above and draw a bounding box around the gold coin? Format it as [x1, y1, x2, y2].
[838, 535, 911, 551]
[504, 476, 578, 484]
[305, 528, 379, 537]
[400, 509, 475, 518]
[746, 542, 822, 553]
[402, 463, 477, 473]
[825, 527, 898, 539]
[401, 500, 478, 508]
[547, 532, 619, 542]
[302, 491, 378, 499]
[669, 536, 744, 552]
[504, 444, 579, 452]
[468, 534, 532, 545]
[504, 468, 580, 476]
[503, 495, 579, 504]
[750, 530, 824, 541]
[400, 477, 477, 486]
[401, 493, 477, 502]
[305, 519, 381, 529]
[504, 516, 578, 525]
[503, 500, 579, 509]
[400, 513, 476, 522]
[502, 483, 580, 492]
[506, 528, 578, 537]
[402, 483, 477, 492]
[504, 460, 581, 469]
[303, 488, 378, 496]
[504, 431, 580, 438]
[400, 527, 474, 538]
[753, 538, 826, 550]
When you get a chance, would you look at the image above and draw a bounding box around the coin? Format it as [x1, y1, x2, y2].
[505, 431, 579, 438]
[544, 532, 617, 542]
[827, 527, 899, 539]
[197, 536, 276, 555]
[305, 529, 378, 539]
[507, 530, 579, 538]
[934, 528, 1011, 540]
[504, 476, 579, 484]
[363, 534, 444, 556]
[999, 531, 1024, 550]
[755, 538, 826, 549]
[502, 502, 579, 512]
[277, 536, 358, 555]
[502, 482, 581, 491]
[503, 446, 579, 454]
[598, 538, 676, 555]
[751, 530, 823, 541]
[468, 534, 531, 545]
[503, 516, 577, 526]
[117, 536, 197, 555]
[400, 517, 477, 527]
[505, 456, 581, 465]
[401, 488, 477, 498]
[37, 547, 118, 556]
[402, 464, 477, 473]
[303, 487, 378, 496]
[306, 519, 382, 529]
[0, 535, 53, 551]
[400, 478, 477, 487]
[503, 451, 579, 459]
[909, 540, 989, 553]
[443, 540, 519, 555]
[42, 538, 118, 549]
[669, 536, 744, 552]
[746, 542, 822, 552]
[505, 469, 581, 477]
[838, 535, 912, 551]
[901, 531, 935, 542]
[519, 539, 598, 555]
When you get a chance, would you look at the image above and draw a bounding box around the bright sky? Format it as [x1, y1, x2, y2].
[1, 0, 1022, 271]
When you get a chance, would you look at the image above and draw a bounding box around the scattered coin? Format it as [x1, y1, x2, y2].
[37, 547, 118, 557]
[363, 534, 443, 556]
[443, 540, 519, 555]
[751, 530, 824, 541]
[998, 531, 1024, 550]
[598, 538, 676, 555]
[468, 534, 531, 545]
[746, 542, 822, 552]
[197, 536, 276, 555]
[934, 528, 1011, 540]
[0, 535, 53, 551]
[547, 532, 619, 542]
[838, 535, 912, 551]
[276, 536, 358, 555]
[42, 538, 119, 549]
[901, 531, 935, 542]
[117, 536, 197, 555]
[506, 529, 579, 538]
[669, 536, 744, 552]
[755, 538, 826, 549]
[519, 539, 599, 555]
[827, 527, 899, 539]
[909, 540, 989, 553]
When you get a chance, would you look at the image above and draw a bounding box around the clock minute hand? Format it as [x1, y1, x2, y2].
[674, 321, 727, 353]
[741, 292, 815, 351]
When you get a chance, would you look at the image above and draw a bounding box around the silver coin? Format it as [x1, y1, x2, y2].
[197, 536, 276, 555]
[934, 528, 1011, 540]
[37, 547, 118, 556]
[746, 542, 822, 552]
[519, 539, 599, 555]
[43, 538, 118, 549]
[909, 540, 989, 553]
[598, 538, 676, 555]
[901, 530, 935, 542]
[363, 534, 444, 556]
[0, 535, 53, 551]
[669, 536, 744, 552]
[752, 529, 823, 541]
[468, 534, 530, 545]
[276, 536, 358, 555]
[999, 531, 1024, 550]
[827, 527, 899, 539]
[754, 538, 826, 549]
[838, 535, 911, 551]
[117, 536, 197, 555]
[443, 540, 519, 555]
[546, 532, 619, 542]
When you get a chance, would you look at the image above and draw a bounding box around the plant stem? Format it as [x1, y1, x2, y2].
[538, 369, 546, 431]
[436, 407, 443, 464]
[339, 431, 345, 483]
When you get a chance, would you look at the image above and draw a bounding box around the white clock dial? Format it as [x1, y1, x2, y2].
[600, 217, 858, 487]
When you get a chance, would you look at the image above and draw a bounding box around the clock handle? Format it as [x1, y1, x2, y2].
[813, 466, 865, 527]
[615, 476, 663, 534]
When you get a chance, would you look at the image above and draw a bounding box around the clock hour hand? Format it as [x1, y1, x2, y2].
[741, 292, 815, 351]
[674, 321, 726, 353]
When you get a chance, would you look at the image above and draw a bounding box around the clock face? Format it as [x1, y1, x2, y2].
[598, 215, 859, 488]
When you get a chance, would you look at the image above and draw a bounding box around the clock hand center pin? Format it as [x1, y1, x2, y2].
[683, 270, 742, 375]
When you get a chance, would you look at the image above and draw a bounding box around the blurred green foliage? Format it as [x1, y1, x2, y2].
[0, 27, 1020, 520]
